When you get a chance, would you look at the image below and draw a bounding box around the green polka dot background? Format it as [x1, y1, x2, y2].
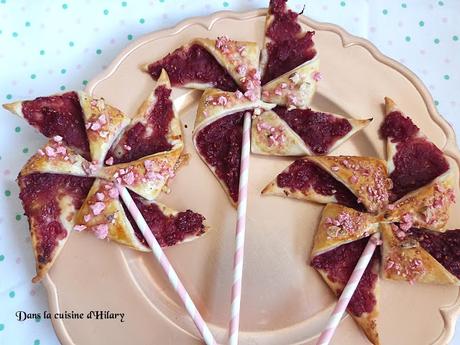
[0, 1, 458, 344]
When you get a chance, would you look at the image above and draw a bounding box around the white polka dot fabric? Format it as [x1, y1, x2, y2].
[0, 1, 458, 344]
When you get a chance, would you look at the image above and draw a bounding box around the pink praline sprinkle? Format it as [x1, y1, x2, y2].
[108, 187, 119, 199]
[45, 146, 57, 157]
[312, 71, 322, 82]
[105, 157, 114, 165]
[73, 224, 87, 232]
[98, 114, 107, 124]
[122, 171, 135, 185]
[91, 122, 102, 131]
[90, 202, 106, 216]
[93, 224, 109, 239]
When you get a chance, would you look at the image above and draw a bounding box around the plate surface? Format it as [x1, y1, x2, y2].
[43, 10, 460, 345]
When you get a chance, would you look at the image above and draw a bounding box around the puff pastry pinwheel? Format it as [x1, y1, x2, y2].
[142, 0, 373, 206]
[251, 108, 372, 156]
[257, 92, 456, 343]
[311, 203, 460, 345]
[4, 70, 209, 283]
[304, 97, 457, 344]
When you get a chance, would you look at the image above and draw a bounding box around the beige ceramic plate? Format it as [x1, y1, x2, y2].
[42, 10, 460, 345]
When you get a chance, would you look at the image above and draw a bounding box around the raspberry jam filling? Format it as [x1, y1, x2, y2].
[311, 237, 379, 317]
[124, 193, 206, 247]
[146, 44, 239, 92]
[274, 106, 352, 155]
[408, 228, 460, 279]
[390, 138, 448, 200]
[18, 173, 94, 264]
[21, 92, 90, 160]
[108, 85, 174, 164]
[262, 0, 316, 84]
[380, 111, 449, 200]
[276, 159, 362, 210]
[195, 111, 244, 203]
[379, 111, 419, 143]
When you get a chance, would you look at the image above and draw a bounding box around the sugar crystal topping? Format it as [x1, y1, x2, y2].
[422, 182, 455, 224]
[338, 158, 390, 211]
[263, 70, 317, 108]
[324, 211, 364, 239]
[82, 160, 99, 175]
[86, 98, 112, 139]
[38, 136, 73, 161]
[385, 251, 426, 285]
[255, 120, 286, 147]
[214, 36, 261, 100]
[73, 181, 120, 238]
[110, 158, 175, 187]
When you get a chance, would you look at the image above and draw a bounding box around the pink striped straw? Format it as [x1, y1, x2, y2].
[116, 184, 218, 345]
[316, 232, 381, 345]
[228, 111, 252, 345]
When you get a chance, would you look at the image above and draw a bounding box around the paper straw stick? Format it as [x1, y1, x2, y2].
[228, 111, 252, 345]
[316, 232, 381, 345]
[117, 184, 217, 345]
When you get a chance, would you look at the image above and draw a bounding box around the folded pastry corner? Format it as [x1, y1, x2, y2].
[262, 155, 391, 213]
[6, 80, 204, 282]
[74, 179, 150, 251]
[3, 91, 92, 160]
[2, 99, 23, 116]
[380, 223, 460, 285]
[311, 203, 381, 258]
[261, 158, 355, 206]
[20, 138, 93, 178]
[251, 109, 310, 156]
[251, 107, 372, 157]
[383, 170, 455, 232]
[260, 0, 320, 109]
[106, 69, 183, 166]
[99, 149, 183, 201]
[143, 37, 261, 97]
[79, 91, 131, 167]
[306, 156, 391, 213]
[380, 97, 449, 201]
[261, 57, 320, 109]
[260, 0, 317, 84]
[17, 170, 95, 282]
